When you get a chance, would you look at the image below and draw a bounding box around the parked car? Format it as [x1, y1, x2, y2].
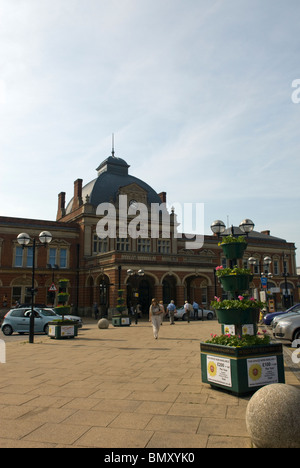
[271, 307, 300, 330]
[174, 306, 214, 321]
[41, 308, 83, 328]
[273, 313, 300, 343]
[263, 303, 300, 325]
[1, 308, 82, 336]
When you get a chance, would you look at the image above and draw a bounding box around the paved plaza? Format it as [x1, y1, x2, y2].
[0, 318, 299, 448]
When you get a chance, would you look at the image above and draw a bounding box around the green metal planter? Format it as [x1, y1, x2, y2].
[112, 315, 131, 327]
[48, 321, 78, 339]
[57, 293, 69, 304]
[220, 242, 247, 260]
[216, 308, 259, 325]
[200, 342, 285, 396]
[219, 274, 253, 292]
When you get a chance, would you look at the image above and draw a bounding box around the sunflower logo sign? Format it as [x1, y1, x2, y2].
[247, 356, 278, 387]
[206, 355, 232, 387]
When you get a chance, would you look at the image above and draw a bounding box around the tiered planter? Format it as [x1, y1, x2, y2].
[49, 279, 78, 339]
[200, 238, 285, 396]
[112, 289, 131, 327]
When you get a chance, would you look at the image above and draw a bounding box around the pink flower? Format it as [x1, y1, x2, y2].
[238, 295, 244, 301]
[214, 296, 221, 302]
[250, 297, 255, 301]
[216, 266, 223, 271]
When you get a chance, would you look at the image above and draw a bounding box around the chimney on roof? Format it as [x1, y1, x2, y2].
[72, 179, 83, 211]
[158, 192, 167, 203]
[56, 192, 66, 220]
[261, 230, 270, 236]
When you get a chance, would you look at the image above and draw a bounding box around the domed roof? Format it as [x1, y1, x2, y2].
[65, 154, 162, 214]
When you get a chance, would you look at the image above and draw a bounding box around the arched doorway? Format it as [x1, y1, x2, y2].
[126, 275, 154, 315]
[184, 275, 210, 307]
[97, 274, 110, 316]
[162, 275, 177, 304]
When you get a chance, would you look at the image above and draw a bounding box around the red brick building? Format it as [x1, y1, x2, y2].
[0, 153, 298, 316]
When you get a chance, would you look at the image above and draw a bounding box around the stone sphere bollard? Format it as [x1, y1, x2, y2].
[246, 383, 300, 448]
[97, 318, 109, 329]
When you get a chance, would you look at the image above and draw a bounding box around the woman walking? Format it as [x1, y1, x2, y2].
[149, 298, 164, 339]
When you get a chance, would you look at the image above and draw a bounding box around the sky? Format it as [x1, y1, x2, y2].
[0, 0, 300, 264]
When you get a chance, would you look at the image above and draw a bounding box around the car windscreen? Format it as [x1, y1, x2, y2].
[38, 309, 57, 317]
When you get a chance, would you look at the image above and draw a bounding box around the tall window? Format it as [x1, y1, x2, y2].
[15, 246, 34, 268]
[158, 240, 170, 254]
[15, 246, 23, 267]
[137, 239, 151, 253]
[49, 247, 68, 268]
[93, 235, 108, 254]
[26, 247, 34, 268]
[116, 238, 130, 252]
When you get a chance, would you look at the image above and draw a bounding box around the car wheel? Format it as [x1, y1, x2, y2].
[207, 312, 213, 320]
[182, 314, 187, 321]
[293, 329, 300, 341]
[44, 324, 49, 335]
[2, 325, 13, 336]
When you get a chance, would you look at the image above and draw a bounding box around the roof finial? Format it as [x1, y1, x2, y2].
[112, 133, 115, 158]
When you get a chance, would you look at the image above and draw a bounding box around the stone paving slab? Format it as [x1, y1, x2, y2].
[0, 319, 299, 448]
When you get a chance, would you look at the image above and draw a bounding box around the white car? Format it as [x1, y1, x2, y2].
[273, 314, 300, 343]
[174, 306, 214, 321]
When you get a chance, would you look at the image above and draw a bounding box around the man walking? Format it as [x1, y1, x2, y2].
[184, 300, 193, 323]
[167, 300, 176, 325]
[193, 301, 199, 320]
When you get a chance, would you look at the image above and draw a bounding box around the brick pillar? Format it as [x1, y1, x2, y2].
[154, 285, 163, 302]
[176, 285, 185, 306]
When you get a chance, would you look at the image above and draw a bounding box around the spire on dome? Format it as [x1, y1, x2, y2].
[111, 133, 115, 158]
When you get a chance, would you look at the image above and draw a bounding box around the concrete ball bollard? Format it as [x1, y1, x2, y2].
[246, 383, 300, 448]
[98, 318, 109, 329]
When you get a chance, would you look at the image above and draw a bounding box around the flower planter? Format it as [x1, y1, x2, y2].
[57, 294, 69, 304]
[220, 242, 247, 260]
[112, 315, 131, 327]
[54, 306, 71, 317]
[220, 274, 253, 292]
[48, 321, 78, 339]
[200, 342, 285, 396]
[216, 308, 259, 325]
[58, 279, 69, 288]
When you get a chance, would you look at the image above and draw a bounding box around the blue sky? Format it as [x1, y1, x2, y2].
[0, 0, 300, 263]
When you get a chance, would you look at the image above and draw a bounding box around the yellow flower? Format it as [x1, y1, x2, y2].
[208, 361, 217, 377]
[249, 364, 262, 381]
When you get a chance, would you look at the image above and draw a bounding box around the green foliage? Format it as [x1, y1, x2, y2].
[218, 235, 247, 246]
[211, 297, 266, 310]
[215, 265, 252, 277]
[206, 332, 271, 347]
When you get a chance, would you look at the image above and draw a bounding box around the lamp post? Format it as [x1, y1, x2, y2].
[17, 231, 52, 343]
[210, 218, 255, 238]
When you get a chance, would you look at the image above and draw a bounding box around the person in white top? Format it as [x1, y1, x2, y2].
[149, 298, 164, 339]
